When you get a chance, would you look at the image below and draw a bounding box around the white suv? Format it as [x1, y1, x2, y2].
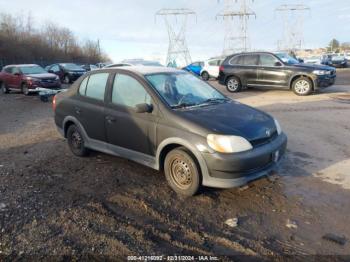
[200, 58, 224, 81]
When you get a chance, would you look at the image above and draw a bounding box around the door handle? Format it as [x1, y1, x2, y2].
[75, 107, 81, 115]
[105, 116, 116, 123]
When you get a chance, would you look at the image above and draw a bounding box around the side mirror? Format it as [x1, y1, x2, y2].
[135, 103, 153, 113]
[14, 72, 21, 76]
[274, 62, 283, 67]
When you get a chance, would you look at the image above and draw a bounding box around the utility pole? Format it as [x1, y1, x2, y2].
[155, 8, 196, 67]
[216, 0, 256, 55]
[275, 3, 310, 52]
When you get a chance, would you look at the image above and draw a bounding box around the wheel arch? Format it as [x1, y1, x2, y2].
[156, 138, 210, 185]
[225, 74, 243, 86]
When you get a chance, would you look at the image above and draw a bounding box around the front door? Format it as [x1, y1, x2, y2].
[9, 67, 22, 88]
[257, 54, 290, 88]
[105, 73, 158, 157]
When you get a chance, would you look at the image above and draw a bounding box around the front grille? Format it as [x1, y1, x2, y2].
[41, 78, 56, 83]
[250, 131, 278, 147]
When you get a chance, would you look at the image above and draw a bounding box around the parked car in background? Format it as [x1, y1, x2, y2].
[303, 56, 322, 65]
[80, 64, 98, 71]
[104, 59, 163, 68]
[329, 54, 348, 68]
[46, 63, 86, 84]
[0, 64, 61, 95]
[344, 52, 350, 61]
[182, 61, 204, 76]
[219, 52, 336, 96]
[53, 66, 287, 196]
[200, 58, 224, 81]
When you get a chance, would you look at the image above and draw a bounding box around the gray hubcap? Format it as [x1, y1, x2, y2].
[71, 131, 82, 149]
[294, 80, 310, 94]
[169, 156, 193, 190]
[227, 79, 239, 91]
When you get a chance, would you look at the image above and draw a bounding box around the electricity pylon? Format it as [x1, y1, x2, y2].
[155, 8, 196, 67]
[275, 4, 310, 52]
[217, 0, 256, 55]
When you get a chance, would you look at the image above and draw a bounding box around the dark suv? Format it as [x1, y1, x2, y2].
[46, 63, 86, 84]
[54, 67, 287, 196]
[219, 52, 336, 96]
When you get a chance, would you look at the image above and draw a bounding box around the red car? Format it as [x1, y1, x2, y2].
[0, 64, 61, 95]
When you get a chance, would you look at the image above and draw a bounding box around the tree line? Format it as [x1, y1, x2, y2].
[0, 12, 110, 69]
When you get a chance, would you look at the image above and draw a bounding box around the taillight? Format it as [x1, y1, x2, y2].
[53, 95, 56, 111]
[219, 65, 224, 72]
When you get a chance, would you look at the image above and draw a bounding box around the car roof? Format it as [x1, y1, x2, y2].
[5, 64, 39, 68]
[104, 66, 182, 75]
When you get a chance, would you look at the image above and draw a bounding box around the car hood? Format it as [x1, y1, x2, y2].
[331, 57, 346, 62]
[292, 63, 334, 70]
[26, 73, 57, 79]
[176, 101, 277, 142]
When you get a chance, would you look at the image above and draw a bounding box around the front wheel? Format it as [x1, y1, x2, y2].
[164, 147, 201, 196]
[201, 71, 210, 81]
[67, 125, 90, 157]
[22, 84, 29, 96]
[292, 77, 313, 96]
[226, 76, 242, 93]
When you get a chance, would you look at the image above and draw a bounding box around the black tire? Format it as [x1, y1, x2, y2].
[63, 75, 71, 84]
[226, 76, 242, 93]
[292, 77, 313, 96]
[1, 82, 9, 94]
[67, 125, 89, 157]
[21, 83, 29, 96]
[201, 71, 210, 81]
[164, 147, 201, 196]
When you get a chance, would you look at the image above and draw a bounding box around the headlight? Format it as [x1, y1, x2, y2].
[313, 70, 329, 75]
[274, 118, 282, 135]
[207, 134, 252, 153]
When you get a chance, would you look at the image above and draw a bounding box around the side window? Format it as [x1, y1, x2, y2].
[4, 67, 12, 73]
[229, 55, 243, 65]
[259, 54, 279, 67]
[112, 74, 151, 108]
[208, 60, 217, 66]
[85, 73, 109, 101]
[79, 77, 89, 95]
[52, 65, 60, 73]
[11, 67, 20, 74]
[243, 55, 259, 66]
[217, 60, 223, 66]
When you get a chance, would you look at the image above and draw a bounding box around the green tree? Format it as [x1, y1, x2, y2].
[328, 39, 340, 52]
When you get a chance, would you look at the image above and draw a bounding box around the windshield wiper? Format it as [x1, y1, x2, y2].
[171, 102, 197, 109]
[200, 98, 229, 105]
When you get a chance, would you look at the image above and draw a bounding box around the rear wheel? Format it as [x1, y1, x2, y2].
[201, 71, 210, 81]
[292, 77, 313, 96]
[1, 82, 9, 94]
[67, 125, 89, 157]
[164, 147, 201, 196]
[63, 75, 70, 84]
[226, 76, 242, 93]
[21, 84, 29, 96]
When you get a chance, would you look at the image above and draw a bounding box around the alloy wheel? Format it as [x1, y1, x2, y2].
[294, 80, 310, 95]
[227, 78, 239, 92]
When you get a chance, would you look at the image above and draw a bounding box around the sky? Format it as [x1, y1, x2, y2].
[0, 0, 349, 63]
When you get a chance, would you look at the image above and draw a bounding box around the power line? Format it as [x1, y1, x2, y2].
[275, 3, 310, 52]
[216, 0, 256, 55]
[155, 8, 196, 67]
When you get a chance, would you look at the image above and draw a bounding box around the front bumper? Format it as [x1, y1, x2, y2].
[201, 133, 287, 188]
[28, 82, 62, 92]
[315, 74, 336, 88]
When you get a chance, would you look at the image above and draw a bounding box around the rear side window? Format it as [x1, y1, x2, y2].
[83, 73, 109, 101]
[112, 74, 151, 108]
[79, 77, 89, 95]
[208, 60, 218, 66]
[243, 55, 259, 66]
[229, 55, 243, 65]
[3, 67, 12, 73]
[259, 54, 279, 67]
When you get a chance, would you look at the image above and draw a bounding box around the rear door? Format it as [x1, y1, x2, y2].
[207, 59, 220, 78]
[104, 72, 158, 157]
[10, 67, 22, 88]
[257, 54, 289, 88]
[2, 67, 13, 87]
[74, 72, 110, 142]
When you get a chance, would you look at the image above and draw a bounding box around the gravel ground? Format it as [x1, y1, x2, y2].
[0, 70, 350, 261]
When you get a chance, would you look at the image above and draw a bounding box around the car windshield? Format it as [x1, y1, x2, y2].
[275, 53, 299, 64]
[61, 63, 83, 70]
[146, 72, 228, 109]
[19, 66, 47, 74]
